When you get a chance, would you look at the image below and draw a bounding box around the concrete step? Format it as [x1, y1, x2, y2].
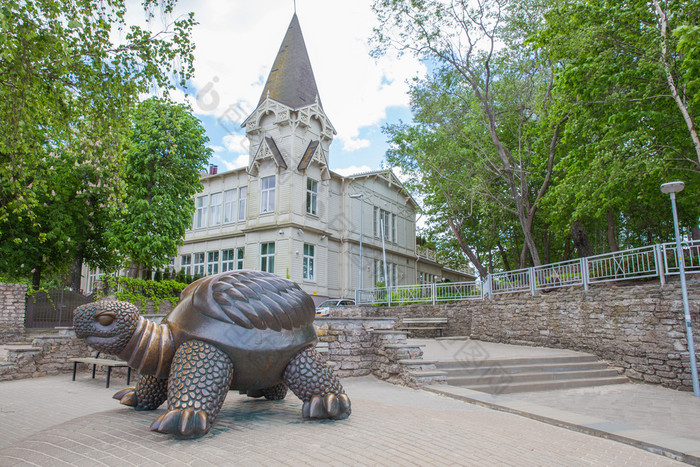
[466, 375, 629, 395]
[434, 355, 600, 370]
[0, 345, 41, 362]
[439, 361, 611, 377]
[446, 368, 621, 386]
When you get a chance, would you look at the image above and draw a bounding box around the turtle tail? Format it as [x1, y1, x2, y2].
[117, 317, 175, 379]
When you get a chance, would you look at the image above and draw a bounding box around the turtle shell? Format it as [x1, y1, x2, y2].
[162, 270, 318, 391]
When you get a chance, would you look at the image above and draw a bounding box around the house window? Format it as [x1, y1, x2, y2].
[260, 176, 275, 213]
[238, 187, 247, 221]
[209, 192, 222, 226]
[374, 259, 386, 285]
[391, 263, 397, 287]
[221, 249, 235, 272]
[373, 207, 378, 237]
[260, 242, 275, 273]
[303, 244, 315, 281]
[165, 257, 175, 274]
[306, 179, 318, 215]
[86, 268, 103, 294]
[195, 195, 208, 229]
[374, 207, 392, 241]
[180, 254, 191, 275]
[193, 252, 205, 276]
[207, 251, 219, 275]
[223, 189, 237, 224]
[236, 247, 245, 269]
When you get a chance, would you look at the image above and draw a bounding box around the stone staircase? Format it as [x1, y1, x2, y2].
[409, 354, 628, 394]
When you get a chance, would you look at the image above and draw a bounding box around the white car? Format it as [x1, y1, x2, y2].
[315, 299, 355, 317]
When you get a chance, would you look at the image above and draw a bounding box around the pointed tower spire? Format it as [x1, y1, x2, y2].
[257, 14, 322, 110]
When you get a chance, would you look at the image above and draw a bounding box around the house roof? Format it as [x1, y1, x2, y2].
[340, 169, 420, 209]
[257, 14, 322, 110]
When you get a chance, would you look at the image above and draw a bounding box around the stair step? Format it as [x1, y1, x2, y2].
[439, 361, 611, 376]
[464, 376, 629, 394]
[409, 370, 448, 378]
[446, 368, 621, 386]
[434, 355, 599, 370]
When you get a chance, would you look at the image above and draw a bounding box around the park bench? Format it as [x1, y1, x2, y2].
[398, 317, 448, 338]
[70, 352, 131, 388]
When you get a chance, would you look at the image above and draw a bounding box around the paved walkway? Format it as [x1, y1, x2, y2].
[418, 338, 700, 464]
[0, 372, 686, 466]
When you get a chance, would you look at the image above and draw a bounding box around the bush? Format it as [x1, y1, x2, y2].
[97, 276, 188, 312]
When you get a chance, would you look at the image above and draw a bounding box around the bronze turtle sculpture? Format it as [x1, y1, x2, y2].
[73, 270, 350, 439]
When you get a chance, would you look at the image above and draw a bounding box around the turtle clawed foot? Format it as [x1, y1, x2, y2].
[150, 408, 210, 439]
[302, 393, 351, 420]
[113, 387, 138, 407]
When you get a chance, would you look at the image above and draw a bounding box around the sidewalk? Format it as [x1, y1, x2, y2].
[0, 373, 685, 466]
[418, 338, 700, 464]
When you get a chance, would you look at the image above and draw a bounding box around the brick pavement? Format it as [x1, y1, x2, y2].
[0, 374, 684, 466]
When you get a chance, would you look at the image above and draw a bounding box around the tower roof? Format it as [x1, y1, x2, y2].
[257, 14, 322, 110]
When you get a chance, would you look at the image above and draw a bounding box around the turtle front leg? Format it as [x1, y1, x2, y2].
[150, 340, 234, 439]
[113, 374, 168, 410]
[283, 346, 351, 420]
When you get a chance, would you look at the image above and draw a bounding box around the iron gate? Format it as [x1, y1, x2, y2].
[25, 289, 94, 328]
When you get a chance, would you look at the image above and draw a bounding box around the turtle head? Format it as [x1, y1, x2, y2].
[73, 301, 140, 355]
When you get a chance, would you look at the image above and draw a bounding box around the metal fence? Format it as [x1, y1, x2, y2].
[356, 239, 700, 305]
[25, 289, 94, 328]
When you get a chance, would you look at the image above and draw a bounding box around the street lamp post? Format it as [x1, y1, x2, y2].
[660, 181, 700, 397]
[349, 194, 364, 300]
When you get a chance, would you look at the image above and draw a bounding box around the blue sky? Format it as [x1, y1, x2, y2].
[165, 0, 426, 176]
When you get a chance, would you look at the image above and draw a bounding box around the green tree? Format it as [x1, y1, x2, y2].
[534, 0, 700, 248]
[0, 0, 196, 287]
[374, 0, 567, 269]
[110, 98, 211, 276]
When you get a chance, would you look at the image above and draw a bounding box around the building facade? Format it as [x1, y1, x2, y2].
[82, 14, 473, 299]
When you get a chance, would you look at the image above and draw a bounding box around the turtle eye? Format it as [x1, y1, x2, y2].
[96, 313, 116, 326]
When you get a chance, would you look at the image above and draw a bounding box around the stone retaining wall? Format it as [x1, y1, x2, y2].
[335, 278, 700, 391]
[0, 283, 27, 343]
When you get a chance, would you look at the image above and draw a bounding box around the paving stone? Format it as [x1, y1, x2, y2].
[0, 374, 687, 466]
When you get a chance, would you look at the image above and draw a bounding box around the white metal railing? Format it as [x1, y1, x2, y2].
[355, 239, 700, 305]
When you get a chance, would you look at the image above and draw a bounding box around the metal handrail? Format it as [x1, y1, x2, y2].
[354, 239, 700, 305]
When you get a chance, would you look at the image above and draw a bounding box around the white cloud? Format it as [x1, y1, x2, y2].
[333, 165, 373, 177]
[212, 153, 248, 172]
[171, 0, 424, 157]
[222, 134, 250, 154]
[208, 145, 225, 153]
[342, 138, 371, 152]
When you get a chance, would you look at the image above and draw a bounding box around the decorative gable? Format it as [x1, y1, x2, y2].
[248, 136, 288, 177]
[297, 140, 330, 180]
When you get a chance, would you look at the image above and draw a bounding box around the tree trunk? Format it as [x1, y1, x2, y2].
[496, 241, 512, 271]
[570, 221, 593, 257]
[563, 235, 573, 261]
[692, 225, 700, 241]
[606, 209, 619, 252]
[70, 255, 84, 292]
[447, 218, 488, 279]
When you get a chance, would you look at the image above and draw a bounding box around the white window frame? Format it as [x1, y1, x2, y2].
[221, 249, 235, 272]
[306, 178, 318, 216]
[206, 251, 219, 275]
[180, 254, 192, 275]
[260, 176, 275, 214]
[236, 247, 245, 269]
[195, 195, 208, 229]
[193, 252, 205, 276]
[238, 186, 247, 221]
[209, 192, 222, 226]
[223, 189, 237, 224]
[303, 243, 315, 281]
[260, 242, 275, 273]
